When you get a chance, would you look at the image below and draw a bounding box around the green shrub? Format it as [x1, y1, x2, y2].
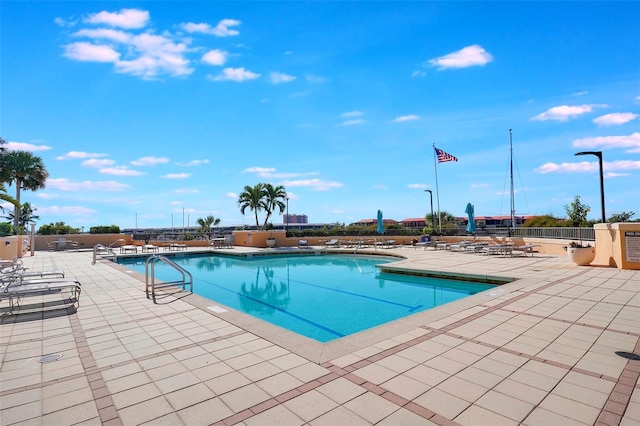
[89, 225, 121, 234]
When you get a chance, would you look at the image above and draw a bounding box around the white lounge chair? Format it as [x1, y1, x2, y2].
[512, 244, 540, 257]
[298, 239, 310, 249]
[1, 278, 81, 313]
[324, 239, 339, 247]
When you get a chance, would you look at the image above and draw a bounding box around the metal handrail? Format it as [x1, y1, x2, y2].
[92, 244, 118, 264]
[145, 255, 193, 297]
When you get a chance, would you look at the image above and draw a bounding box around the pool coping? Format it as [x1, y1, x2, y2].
[106, 249, 527, 364]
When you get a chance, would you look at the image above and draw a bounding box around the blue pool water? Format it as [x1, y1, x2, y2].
[119, 254, 495, 342]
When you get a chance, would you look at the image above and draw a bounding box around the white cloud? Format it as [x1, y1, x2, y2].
[46, 178, 130, 191]
[180, 19, 241, 37]
[175, 188, 199, 194]
[202, 49, 228, 66]
[131, 156, 170, 166]
[305, 74, 327, 83]
[573, 132, 640, 153]
[82, 158, 115, 168]
[535, 160, 640, 174]
[176, 159, 210, 167]
[100, 167, 145, 176]
[63, 42, 120, 62]
[471, 183, 490, 188]
[572, 91, 589, 96]
[38, 205, 98, 215]
[73, 28, 131, 43]
[162, 173, 191, 179]
[85, 8, 149, 29]
[531, 104, 606, 122]
[269, 72, 296, 84]
[393, 115, 419, 123]
[341, 111, 363, 118]
[412, 70, 426, 77]
[36, 193, 59, 199]
[225, 192, 238, 198]
[170, 201, 183, 205]
[593, 112, 638, 126]
[244, 167, 276, 174]
[208, 67, 260, 82]
[428, 45, 493, 70]
[341, 119, 366, 126]
[115, 33, 193, 78]
[6, 141, 52, 151]
[407, 183, 428, 189]
[56, 151, 108, 160]
[282, 178, 343, 191]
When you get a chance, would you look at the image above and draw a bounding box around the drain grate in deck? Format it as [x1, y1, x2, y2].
[38, 354, 63, 363]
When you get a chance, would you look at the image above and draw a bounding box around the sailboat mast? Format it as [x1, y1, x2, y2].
[509, 129, 515, 234]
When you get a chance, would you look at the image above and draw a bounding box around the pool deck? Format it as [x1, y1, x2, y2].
[1, 246, 638, 425]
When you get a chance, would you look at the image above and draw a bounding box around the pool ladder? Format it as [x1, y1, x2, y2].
[353, 238, 363, 256]
[145, 255, 193, 297]
[92, 244, 118, 264]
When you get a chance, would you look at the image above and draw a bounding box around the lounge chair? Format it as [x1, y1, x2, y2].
[1, 279, 81, 313]
[415, 236, 431, 250]
[512, 244, 540, 257]
[298, 239, 310, 249]
[120, 245, 138, 254]
[482, 244, 513, 256]
[142, 244, 159, 253]
[223, 235, 234, 248]
[324, 239, 339, 248]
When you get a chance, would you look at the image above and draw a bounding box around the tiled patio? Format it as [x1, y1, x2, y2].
[1, 246, 638, 425]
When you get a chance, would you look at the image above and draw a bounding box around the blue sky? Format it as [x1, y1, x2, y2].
[2, 1, 639, 230]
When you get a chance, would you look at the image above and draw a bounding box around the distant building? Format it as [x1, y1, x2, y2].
[283, 214, 308, 224]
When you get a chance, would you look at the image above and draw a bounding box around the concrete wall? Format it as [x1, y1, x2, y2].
[594, 222, 640, 270]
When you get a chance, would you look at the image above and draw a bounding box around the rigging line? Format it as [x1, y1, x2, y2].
[512, 150, 532, 215]
[499, 140, 511, 218]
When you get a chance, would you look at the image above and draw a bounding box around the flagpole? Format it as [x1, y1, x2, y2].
[433, 143, 442, 233]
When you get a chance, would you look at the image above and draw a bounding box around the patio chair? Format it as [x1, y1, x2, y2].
[324, 239, 339, 247]
[223, 235, 234, 248]
[512, 244, 540, 257]
[1, 278, 81, 313]
[298, 239, 310, 249]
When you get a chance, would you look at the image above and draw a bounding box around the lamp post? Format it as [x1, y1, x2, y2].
[575, 151, 605, 223]
[285, 197, 289, 233]
[424, 190, 434, 233]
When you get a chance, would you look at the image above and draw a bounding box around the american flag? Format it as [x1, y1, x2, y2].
[434, 147, 458, 163]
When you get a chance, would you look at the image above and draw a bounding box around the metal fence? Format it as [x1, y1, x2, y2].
[472, 227, 595, 241]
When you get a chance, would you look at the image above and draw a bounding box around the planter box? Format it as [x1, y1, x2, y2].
[567, 246, 596, 266]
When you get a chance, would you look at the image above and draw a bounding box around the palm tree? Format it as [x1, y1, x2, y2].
[238, 184, 266, 228]
[0, 138, 21, 214]
[2, 202, 39, 234]
[261, 183, 287, 230]
[196, 215, 221, 237]
[1, 150, 49, 234]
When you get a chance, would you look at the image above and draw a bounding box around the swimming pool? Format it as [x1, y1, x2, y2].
[119, 254, 495, 342]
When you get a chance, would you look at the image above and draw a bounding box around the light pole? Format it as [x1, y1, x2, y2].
[285, 197, 289, 233]
[575, 151, 605, 223]
[424, 190, 434, 233]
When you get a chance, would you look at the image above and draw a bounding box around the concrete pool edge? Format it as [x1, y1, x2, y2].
[105, 250, 532, 364]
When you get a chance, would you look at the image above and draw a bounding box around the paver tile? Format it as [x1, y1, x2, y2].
[476, 389, 535, 422]
[244, 404, 305, 425]
[176, 397, 234, 425]
[218, 383, 271, 412]
[414, 388, 470, 419]
[308, 405, 369, 426]
[455, 404, 519, 426]
[316, 377, 367, 404]
[283, 390, 338, 422]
